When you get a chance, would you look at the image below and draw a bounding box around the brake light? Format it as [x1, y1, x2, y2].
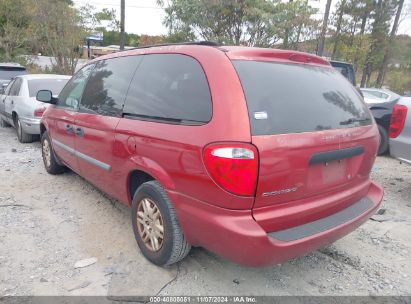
[203, 143, 258, 196]
[34, 106, 46, 118]
[389, 104, 408, 138]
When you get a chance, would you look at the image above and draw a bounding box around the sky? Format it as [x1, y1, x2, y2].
[73, 0, 411, 37]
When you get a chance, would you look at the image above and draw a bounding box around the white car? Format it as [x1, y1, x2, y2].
[0, 74, 71, 143]
[360, 88, 400, 104]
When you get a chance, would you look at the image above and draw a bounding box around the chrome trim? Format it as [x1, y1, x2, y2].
[52, 139, 111, 171]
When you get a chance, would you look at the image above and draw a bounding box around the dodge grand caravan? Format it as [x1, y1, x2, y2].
[37, 42, 383, 267]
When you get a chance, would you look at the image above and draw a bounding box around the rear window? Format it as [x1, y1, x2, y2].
[0, 67, 27, 80]
[123, 54, 212, 125]
[28, 79, 69, 97]
[233, 61, 371, 136]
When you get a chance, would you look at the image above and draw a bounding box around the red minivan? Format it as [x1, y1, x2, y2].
[36, 42, 383, 267]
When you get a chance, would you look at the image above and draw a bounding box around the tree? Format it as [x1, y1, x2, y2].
[317, 0, 332, 56]
[0, 0, 32, 60]
[31, 0, 85, 74]
[159, 0, 318, 47]
[360, 0, 397, 87]
[376, 0, 405, 86]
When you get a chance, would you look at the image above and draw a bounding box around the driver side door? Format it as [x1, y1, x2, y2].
[47, 64, 95, 173]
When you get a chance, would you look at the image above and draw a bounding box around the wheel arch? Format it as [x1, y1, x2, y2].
[127, 169, 155, 206]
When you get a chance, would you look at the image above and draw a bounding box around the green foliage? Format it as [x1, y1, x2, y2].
[101, 31, 140, 47]
[384, 68, 411, 94]
[161, 0, 319, 47]
[0, 0, 32, 60]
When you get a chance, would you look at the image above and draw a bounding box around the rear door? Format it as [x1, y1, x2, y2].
[233, 60, 377, 209]
[47, 64, 95, 172]
[0, 80, 14, 123]
[4, 78, 23, 125]
[74, 56, 141, 198]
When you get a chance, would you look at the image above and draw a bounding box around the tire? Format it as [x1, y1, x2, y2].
[377, 124, 389, 155]
[41, 131, 66, 174]
[131, 180, 191, 266]
[0, 116, 10, 128]
[15, 116, 34, 143]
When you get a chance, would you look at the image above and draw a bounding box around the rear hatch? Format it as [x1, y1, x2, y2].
[232, 58, 378, 210]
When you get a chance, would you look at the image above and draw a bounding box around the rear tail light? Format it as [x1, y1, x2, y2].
[34, 106, 46, 118]
[203, 143, 258, 196]
[389, 104, 408, 138]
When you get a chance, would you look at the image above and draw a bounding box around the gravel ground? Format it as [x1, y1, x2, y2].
[0, 126, 410, 297]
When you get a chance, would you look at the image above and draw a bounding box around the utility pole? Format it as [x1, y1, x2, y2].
[317, 0, 332, 57]
[120, 0, 125, 50]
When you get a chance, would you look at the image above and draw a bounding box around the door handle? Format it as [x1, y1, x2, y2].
[65, 124, 74, 133]
[11, 100, 14, 105]
[75, 127, 84, 137]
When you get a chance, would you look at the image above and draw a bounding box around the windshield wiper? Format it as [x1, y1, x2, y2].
[340, 117, 371, 125]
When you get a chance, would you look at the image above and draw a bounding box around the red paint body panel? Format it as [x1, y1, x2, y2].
[170, 182, 382, 267]
[46, 108, 79, 171]
[42, 44, 384, 266]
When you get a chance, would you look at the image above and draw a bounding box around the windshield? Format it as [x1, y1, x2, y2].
[0, 68, 27, 80]
[28, 78, 69, 97]
[233, 61, 372, 136]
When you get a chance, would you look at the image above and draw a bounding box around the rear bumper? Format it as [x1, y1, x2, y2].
[169, 181, 383, 267]
[20, 116, 41, 134]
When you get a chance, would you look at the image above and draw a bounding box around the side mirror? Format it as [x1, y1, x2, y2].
[36, 90, 57, 104]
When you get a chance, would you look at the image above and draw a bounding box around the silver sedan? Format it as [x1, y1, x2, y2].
[0, 74, 70, 143]
[390, 97, 411, 164]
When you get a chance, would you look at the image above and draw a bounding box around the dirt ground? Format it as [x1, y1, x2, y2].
[0, 125, 410, 297]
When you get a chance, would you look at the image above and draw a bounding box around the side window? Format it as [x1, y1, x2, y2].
[80, 56, 142, 117]
[4, 80, 14, 95]
[123, 54, 212, 124]
[9, 78, 22, 96]
[57, 64, 95, 109]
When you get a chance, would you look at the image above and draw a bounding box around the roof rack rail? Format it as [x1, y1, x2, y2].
[124, 41, 221, 51]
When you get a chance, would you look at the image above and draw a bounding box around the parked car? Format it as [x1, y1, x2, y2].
[330, 61, 356, 86]
[0, 74, 71, 143]
[390, 97, 411, 164]
[0, 62, 27, 89]
[37, 43, 383, 267]
[359, 88, 401, 155]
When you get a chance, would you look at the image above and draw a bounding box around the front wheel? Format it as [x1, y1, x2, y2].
[131, 181, 191, 266]
[41, 131, 66, 174]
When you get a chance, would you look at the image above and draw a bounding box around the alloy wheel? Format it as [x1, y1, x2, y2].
[136, 198, 164, 252]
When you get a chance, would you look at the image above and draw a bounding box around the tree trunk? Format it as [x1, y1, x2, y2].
[119, 0, 125, 50]
[317, 0, 332, 56]
[376, 0, 404, 86]
[332, 0, 346, 59]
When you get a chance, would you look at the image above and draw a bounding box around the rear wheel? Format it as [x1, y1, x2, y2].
[15, 116, 34, 143]
[131, 180, 191, 266]
[377, 124, 389, 155]
[41, 131, 66, 174]
[0, 116, 10, 127]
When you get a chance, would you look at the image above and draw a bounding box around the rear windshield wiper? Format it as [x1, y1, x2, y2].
[340, 117, 371, 125]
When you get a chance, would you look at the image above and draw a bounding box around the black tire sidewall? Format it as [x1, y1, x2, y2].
[377, 124, 389, 155]
[16, 118, 22, 142]
[131, 183, 175, 266]
[41, 131, 64, 174]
